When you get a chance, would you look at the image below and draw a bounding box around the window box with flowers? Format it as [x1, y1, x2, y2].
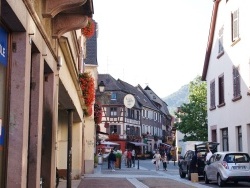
[79, 72, 95, 116]
[81, 17, 95, 39]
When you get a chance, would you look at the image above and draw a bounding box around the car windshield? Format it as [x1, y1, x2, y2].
[224, 153, 250, 163]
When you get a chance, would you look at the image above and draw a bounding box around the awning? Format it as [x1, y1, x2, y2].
[97, 131, 109, 135]
[129, 142, 147, 146]
[100, 141, 120, 146]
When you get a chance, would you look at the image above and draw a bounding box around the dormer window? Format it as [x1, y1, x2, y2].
[111, 92, 117, 100]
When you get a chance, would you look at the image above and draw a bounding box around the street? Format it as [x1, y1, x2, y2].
[58, 158, 250, 188]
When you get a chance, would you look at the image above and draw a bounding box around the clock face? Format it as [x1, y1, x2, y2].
[124, 94, 135, 109]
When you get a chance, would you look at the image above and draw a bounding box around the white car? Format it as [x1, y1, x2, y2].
[204, 152, 250, 187]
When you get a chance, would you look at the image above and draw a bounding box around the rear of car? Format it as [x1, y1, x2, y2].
[204, 152, 250, 187]
[220, 153, 250, 182]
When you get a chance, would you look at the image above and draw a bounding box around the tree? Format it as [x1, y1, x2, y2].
[175, 76, 207, 141]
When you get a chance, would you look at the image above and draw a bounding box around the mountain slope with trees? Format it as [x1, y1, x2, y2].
[163, 85, 189, 115]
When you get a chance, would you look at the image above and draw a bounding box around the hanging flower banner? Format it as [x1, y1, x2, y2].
[81, 18, 95, 38]
[94, 103, 102, 124]
[79, 72, 95, 116]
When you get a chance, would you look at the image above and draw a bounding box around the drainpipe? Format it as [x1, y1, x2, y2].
[67, 109, 73, 188]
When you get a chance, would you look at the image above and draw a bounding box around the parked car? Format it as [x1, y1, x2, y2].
[204, 152, 250, 187]
[178, 142, 219, 180]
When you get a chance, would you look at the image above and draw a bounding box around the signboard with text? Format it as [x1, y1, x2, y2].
[0, 26, 8, 66]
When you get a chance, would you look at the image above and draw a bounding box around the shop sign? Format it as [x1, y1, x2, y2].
[0, 26, 8, 66]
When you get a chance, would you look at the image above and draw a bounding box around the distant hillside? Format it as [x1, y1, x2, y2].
[163, 85, 189, 115]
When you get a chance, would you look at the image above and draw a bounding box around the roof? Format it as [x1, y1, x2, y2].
[201, 0, 220, 81]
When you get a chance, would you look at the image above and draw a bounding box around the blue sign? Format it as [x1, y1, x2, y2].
[0, 26, 8, 66]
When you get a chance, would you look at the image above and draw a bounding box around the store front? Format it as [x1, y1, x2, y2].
[0, 25, 8, 187]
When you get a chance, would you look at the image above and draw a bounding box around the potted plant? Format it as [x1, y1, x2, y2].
[81, 18, 95, 39]
[115, 150, 122, 169]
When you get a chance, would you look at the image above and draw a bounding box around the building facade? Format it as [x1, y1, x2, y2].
[96, 74, 172, 153]
[0, 0, 94, 187]
[202, 0, 250, 153]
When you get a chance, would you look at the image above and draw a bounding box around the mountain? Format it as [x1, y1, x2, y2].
[162, 84, 189, 115]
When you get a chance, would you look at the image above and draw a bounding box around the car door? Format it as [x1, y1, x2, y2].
[183, 150, 192, 173]
[206, 154, 215, 179]
[210, 154, 221, 181]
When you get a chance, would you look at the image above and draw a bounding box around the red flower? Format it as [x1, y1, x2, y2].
[81, 18, 95, 38]
[94, 103, 102, 124]
[79, 72, 95, 107]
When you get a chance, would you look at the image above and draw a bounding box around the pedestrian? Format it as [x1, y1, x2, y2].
[205, 144, 212, 162]
[108, 150, 116, 171]
[127, 149, 132, 168]
[131, 149, 135, 167]
[123, 149, 128, 166]
[153, 150, 161, 170]
[190, 151, 202, 173]
[162, 153, 168, 171]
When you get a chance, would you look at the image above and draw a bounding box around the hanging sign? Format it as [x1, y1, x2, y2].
[124, 94, 135, 109]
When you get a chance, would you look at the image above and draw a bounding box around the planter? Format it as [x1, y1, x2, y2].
[115, 157, 121, 169]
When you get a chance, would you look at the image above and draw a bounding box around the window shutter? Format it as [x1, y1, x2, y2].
[232, 9, 239, 42]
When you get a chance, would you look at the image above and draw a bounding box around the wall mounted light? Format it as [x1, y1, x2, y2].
[98, 81, 105, 93]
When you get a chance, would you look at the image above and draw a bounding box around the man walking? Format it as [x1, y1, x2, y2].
[108, 150, 116, 171]
[131, 149, 135, 167]
[127, 149, 132, 168]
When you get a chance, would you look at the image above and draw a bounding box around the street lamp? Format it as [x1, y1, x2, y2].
[98, 81, 105, 93]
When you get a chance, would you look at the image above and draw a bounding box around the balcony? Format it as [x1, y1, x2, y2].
[43, 0, 94, 38]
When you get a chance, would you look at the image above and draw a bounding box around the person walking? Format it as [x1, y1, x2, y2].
[127, 149, 132, 168]
[131, 149, 135, 167]
[123, 149, 128, 166]
[153, 150, 161, 171]
[162, 153, 168, 171]
[108, 150, 116, 171]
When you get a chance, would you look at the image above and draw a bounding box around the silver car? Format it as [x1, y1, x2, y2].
[204, 152, 250, 187]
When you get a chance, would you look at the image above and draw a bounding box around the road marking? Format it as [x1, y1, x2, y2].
[127, 178, 149, 188]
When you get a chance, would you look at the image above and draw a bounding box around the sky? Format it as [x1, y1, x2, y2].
[93, 0, 214, 98]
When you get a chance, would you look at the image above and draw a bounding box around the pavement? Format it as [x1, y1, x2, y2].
[57, 159, 213, 188]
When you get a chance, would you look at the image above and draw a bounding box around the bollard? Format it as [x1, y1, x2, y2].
[137, 158, 139, 169]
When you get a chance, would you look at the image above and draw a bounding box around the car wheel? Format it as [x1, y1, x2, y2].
[217, 174, 225, 187]
[204, 172, 209, 184]
[179, 168, 186, 178]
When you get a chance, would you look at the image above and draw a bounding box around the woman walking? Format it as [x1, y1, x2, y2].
[153, 150, 161, 170]
[162, 153, 168, 171]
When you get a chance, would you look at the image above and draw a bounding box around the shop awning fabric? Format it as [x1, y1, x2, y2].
[129, 142, 147, 146]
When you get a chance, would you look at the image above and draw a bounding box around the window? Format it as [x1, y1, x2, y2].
[110, 107, 117, 116]
[231, 9, 239, 42]
[237, 126, 242, 152]
[111, 92, 117, 100]
[218, 26, 224, 58]
[222, 128, 228, 151]
[110, 125, 120, 134]
[218, 75, 225, 106]
[136, 110, 139, 120]
[210, 80, 216, 109]
[233, 66, 241, 99]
